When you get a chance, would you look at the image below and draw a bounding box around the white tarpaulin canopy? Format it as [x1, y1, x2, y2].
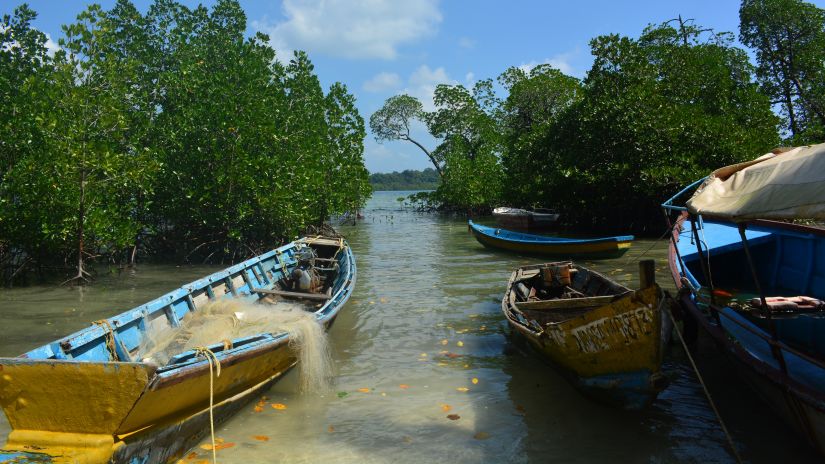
[686, 143, 825, 221]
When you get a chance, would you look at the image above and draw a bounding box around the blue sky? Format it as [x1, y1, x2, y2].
[13, 0, 825, 173]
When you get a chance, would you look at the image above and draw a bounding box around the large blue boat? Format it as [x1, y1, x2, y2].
[663, 143, 825, 455]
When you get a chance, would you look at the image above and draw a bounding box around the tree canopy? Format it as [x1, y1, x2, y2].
[0, 0, 370, 284]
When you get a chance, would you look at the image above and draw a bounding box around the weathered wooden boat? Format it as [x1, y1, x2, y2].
[0, 235, 355, 464]
[492, 206, 559, 231]
[501, 260, 669, 409]
[663, 143, 825, 455]
[469, 220, 633, 259]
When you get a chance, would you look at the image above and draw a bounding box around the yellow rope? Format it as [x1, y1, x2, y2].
[92, 319, 120, 361]
[195, 346, 222, 464]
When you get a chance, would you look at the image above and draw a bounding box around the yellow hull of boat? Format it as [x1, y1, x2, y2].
[0, 341, 295, 463]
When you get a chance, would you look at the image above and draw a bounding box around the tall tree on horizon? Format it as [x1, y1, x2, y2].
[740, 0, 825, 142]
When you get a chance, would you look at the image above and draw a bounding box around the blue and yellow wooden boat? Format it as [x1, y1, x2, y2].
[502, 261, 669, 409]
[0, 235, 355, 464]
[469, 220, 633, 259]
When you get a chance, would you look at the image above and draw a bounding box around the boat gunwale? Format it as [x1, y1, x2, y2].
[6, 238, 355, 373]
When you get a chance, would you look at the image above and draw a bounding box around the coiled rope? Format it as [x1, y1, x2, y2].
[195, 346, 222, 464]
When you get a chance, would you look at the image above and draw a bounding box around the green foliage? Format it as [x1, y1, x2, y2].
[371, 20, 781, 231]
[498, 65, 582, 205]
[0, 0, 369, 281]
[740, 0, 825, 143]
[542, 22, 779, 231]
[369, 168, 440, 191]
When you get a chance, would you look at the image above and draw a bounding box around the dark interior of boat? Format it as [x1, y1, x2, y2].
[511, 263, 631, 325]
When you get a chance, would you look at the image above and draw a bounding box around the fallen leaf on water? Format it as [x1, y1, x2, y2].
[480, 326, 487, 331]
[199, 442, 235, 451]
[402, 436, 413, 444]
[252, 435, 269, 442]
[437, 362, 448, 367]
[186, 452, 198, 460]
[441, 404, 452, 412]
[440, 339, 448, 345]
[447, 414, 461, 420]
[328, 425, 335, 433]
[337, 391, 348, 398]
[457, 341, 464, 347]
[473, 432, 491, 440]
[369, 301, 375, 305]
[445, 352, 461, 358]
[215, 438, 224, 444]
[379, 297, 388, 303]
[357, 387, 371, 393]
[271, 403, 287, 410]
[463, 364, 470, 368]
[472, 378, 479, 385]
[253, 405, 263, 413]
[419, 353, 428, 357]
[515, 405, 526, 415]
[381, 392, 387, 396]
[456, 387, 469, 392]
[399, 384, 409, 389]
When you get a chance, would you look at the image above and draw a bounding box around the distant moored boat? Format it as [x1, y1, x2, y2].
[493, 207, 559, 231]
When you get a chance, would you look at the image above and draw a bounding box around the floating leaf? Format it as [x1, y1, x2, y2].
[252, 435, 270, 441]
[186, 452, 198, 460]
[379, 297, 388, 303]
[402, 436, 413, 444]
[399, 384, 410, 389]
[271, 403, 287, 410]
[457, 341, 464, 347]
[441, 404, 452, 412]
[337, 391, 348, 398]
[328, 425, 335, 433]
[357, 388, 371, 393]
[473, 432, 491, 440]
[437, 362, 448, 367]
[253, 405, 263, 413]
[419, 353, 428, 357]
[472, 378, 479, 385]
[445, 352, 461, 359]
[456, 387, 469, 392]
[199, 442, 235, 451]
[515, 404, 526, 415]
[440, 339, 448, 345]
[447, 414, 461, 420]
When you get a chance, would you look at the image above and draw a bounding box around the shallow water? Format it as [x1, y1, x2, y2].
[0, 191, 820, 463]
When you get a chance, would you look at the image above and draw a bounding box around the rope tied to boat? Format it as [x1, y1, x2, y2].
[92, 319, 120, 362]
[663, 290, 743, 464]
[195, 346, 222, 464]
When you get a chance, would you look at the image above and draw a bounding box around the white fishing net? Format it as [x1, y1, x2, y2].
[137, 299, 332, 393]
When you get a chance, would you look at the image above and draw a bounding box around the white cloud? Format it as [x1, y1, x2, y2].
[518, 49, 582, 77]
[43, 33, 60, 57]
[363, 72, 401, 92]
[458, 37, 475, 49]
[253, 0, 442, 60]
[403, 65, 456, 111]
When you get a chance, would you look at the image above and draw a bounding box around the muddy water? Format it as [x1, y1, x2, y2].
[0, 191, 820, 463]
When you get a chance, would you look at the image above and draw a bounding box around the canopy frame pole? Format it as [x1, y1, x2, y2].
[689, 217, 718, 315]
[737, 223, 788, 374]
